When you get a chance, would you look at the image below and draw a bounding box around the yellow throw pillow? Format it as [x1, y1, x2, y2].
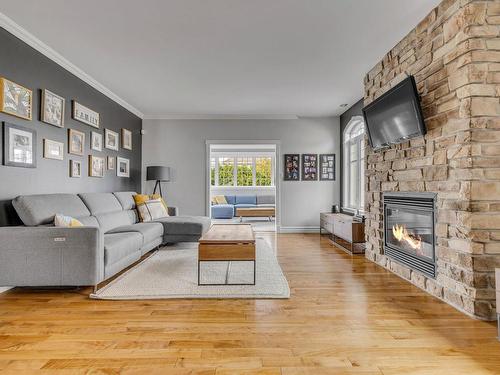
[213, 195, 227, 204]
[133, 194, 169, 222]
[54, 214, 83, 227]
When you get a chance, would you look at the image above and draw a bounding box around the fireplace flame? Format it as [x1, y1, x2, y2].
[392, 224, 422, 250]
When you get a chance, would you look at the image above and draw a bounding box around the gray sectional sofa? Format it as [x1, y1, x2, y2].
[0, 192, 211, 289]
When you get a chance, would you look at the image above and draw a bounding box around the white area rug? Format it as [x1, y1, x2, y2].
[90, 238, 289, 300]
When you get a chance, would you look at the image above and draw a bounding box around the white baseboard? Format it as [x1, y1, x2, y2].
[0, 287, 12, 293]
[279, 226, 320, 233]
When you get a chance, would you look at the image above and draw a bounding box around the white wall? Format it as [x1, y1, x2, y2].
[142, 117, 340, 231]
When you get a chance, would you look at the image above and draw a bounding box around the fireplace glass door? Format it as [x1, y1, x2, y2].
[385, 205, 434, 262]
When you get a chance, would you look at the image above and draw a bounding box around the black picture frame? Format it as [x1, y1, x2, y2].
[319, 154, 335, 181]
[283, 154, 300, 181]
[301, 154, 318, 181]
[3, 122, 37, 168]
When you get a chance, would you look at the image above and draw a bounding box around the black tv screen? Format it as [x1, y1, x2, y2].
[363, 76, 426, 150]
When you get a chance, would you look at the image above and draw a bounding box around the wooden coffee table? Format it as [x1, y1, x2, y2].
[198, 224, 256, 285]
[235, 207, 275, 222]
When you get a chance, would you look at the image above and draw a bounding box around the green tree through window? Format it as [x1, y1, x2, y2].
[237, 157, 253, 186]
[218, 158, 234, 186]
[256, 157, 272, 186]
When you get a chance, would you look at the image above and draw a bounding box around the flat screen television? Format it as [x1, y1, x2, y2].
[363, 76, 426, 150]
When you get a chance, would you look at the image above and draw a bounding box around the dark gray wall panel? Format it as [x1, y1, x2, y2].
[0, 28, 142, 226]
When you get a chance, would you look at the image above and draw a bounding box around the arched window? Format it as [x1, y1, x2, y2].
[343, 116, 365, 213]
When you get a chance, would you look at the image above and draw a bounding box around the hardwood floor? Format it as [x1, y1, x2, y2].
[1, 233, 499, 374]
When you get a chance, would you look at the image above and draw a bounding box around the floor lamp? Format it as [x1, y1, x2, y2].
[146, 166, 170, 197]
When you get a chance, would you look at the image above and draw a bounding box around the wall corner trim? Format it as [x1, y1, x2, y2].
[0, 12, 144, 119]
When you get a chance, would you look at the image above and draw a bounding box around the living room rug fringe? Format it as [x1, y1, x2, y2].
[90, 238, 290, 300]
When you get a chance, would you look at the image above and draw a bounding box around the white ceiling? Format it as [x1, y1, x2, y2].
[0, 0, 441, 118]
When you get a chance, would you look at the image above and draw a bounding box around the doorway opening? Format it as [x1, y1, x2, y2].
[207, 143, 278, 232]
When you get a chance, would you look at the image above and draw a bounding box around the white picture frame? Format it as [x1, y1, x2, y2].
[3, 122, 36, 168]
[117, 157, 130, 177]
[107, 155, 115, 170]
[121, 128, 132, 150]
[89, 155, 105, 177]
[41, 89, 65, 127]
[70, 160, 82, 178]
[105, 128, 119, 151]
[68, 129, 85, 156]
[91, 131, 102, 152]
[43, 139, 64, 160]
[72, 101, 99, 128]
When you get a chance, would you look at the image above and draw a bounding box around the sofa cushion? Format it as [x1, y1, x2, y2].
[211, 204, 234, 219]
[108, 222, 163, 244]
[154, 216, 211, 236]
[95, 210, 138, 233]
[113, 191, 137, 210]
[225, 195, 236, 205]
[104, 232, 143, 266]
[79, 193, 123, 215]
[257, 204, 275, 208]
[235, 195, 257, 205]
[12, 194, 91, 226]
[78, 216, 100, 227]
[257, 195, 275, 205]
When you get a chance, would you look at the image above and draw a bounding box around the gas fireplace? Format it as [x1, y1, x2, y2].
[383, 192, 436, 278]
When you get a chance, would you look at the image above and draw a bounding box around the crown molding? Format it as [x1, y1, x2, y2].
[143, 113, 299, 120]
[0, 12, 144, 119]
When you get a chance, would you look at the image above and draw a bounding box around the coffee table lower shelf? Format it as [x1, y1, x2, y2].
[198, 242, 256, 286]
[197, 259, 256, 286]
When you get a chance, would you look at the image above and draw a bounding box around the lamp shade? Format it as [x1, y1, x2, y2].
[147, 166, 170, 181]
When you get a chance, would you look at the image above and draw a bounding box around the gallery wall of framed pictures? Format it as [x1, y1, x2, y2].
[283, 153, 336, 182]
[0, 73, 138, 182]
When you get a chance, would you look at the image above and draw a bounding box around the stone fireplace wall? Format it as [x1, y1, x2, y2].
[364, 0, 500, 320]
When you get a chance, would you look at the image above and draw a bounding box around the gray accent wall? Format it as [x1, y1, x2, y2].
[339, 99, 364, 209]
[142, 117, 340, 230]
[0, 28, 142, 226]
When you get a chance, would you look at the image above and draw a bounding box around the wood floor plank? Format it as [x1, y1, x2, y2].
[0, 233, 499, 374]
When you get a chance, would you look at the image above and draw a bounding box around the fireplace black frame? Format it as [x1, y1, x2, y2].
[383, 192, 437, 278]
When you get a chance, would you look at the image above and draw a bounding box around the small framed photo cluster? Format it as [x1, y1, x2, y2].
[283, 153, 335, 181]
[1, 75, 133, 180]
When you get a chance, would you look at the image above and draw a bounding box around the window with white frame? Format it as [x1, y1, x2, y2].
[210, 153, 274, 187]
[343, 116, 365, 212]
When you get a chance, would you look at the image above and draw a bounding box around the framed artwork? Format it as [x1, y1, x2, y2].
[107, 155, 115, 170]
[105, 129, 119, 151]
[89, 155, 105, 177]
[0, 77, 32, 120]
[284, 154, 300, 181]
[72, 101, 99, 128]
[117, 157, 130, 177]
[41, 89, 65, 127]
[301, 154, 318, 181]
[320, 154, 336, 181]
[68, 129, 85, 156]
[121, 128, 132, 150]
[43, 139, 64, 160]
[91, 131, 102, 151]
[70, 160, 82, 178]
[3, 122, 36, 168]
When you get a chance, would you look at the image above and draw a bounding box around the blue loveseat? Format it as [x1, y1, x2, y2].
[211, 195, 275, 219]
